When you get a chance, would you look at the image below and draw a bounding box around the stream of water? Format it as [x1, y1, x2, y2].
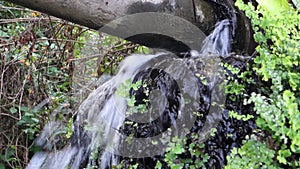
[26, 11, 236, 169]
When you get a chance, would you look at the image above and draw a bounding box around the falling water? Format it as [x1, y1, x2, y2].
[26, 53, 165, 169]
[200, 19, 233, 56]
[26, 17, 235, 169]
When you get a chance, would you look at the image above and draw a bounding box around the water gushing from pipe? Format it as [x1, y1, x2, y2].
[26, 12, 236, 169]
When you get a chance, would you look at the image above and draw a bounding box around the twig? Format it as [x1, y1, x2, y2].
[36, 38, 93, 46]
[18, 69, 30, 120]
[1, 5, 36, 12]
[0, 62, 5, 102]
[69, 53, 104, 61]
[0, 17, 62, 24]
[0, 112, 19, 120]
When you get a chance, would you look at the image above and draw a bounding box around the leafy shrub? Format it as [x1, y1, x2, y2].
[155, 134, 209, 169]
[226, 139, 278, 169]
[226, 0, 300, 168]
[0, 2, 97, 168]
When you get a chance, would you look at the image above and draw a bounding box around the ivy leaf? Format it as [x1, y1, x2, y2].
[173, 145, 184, 154]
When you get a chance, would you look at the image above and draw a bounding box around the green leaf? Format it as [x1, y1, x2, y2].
[292, 116, 300, 130]
[155, 161, 162, 169]
[173, 145, 184, 154]
[20, 106, 28, 112]
[170, 164, 184, 169]
[0, 163, 5, 169]
[0, 30, 9, 37]
[283, 90, 293, 102]
[31, 118, 39, 123]
[9, 107, 17, 114]
[288, 72, 300, 91]
[278, 149, 291, 164]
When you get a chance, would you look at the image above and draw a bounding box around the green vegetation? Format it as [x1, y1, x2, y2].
[226, 0, 300, 168]
[0, 2, 148, 168]
[1, 0, 300, 168]
[161, 134, 210, 169]
[226, 139, 278, 169]
[116, 79, 149, 117]
[0, 2, 82, 167]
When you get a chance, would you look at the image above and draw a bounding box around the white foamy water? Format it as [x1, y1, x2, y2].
[201, 19, 232, 56]
[26, 53, 165, 169]
[27, 17, 235, 169]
